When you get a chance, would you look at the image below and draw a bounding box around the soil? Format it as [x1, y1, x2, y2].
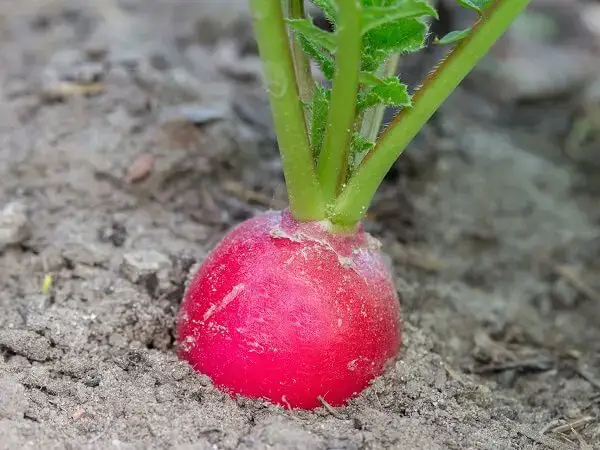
[1, 0, 600, 449]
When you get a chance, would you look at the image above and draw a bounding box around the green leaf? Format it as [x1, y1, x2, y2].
[351, 133, 375, 154]
[435, 28, 471, 45]
[359, 71, 383, 86]
[362, 1, 438, 34]
[311, 0, 337, 21]
[357, 76, 411, 112]
[310, 84, 330, 158]
[298, 35, 335, 80]
[349, 133, 376, 169]
[364, 18, 428, 53]
[287, 18, 336, 53]
[362, 18, 428, 71]
[455, 0, 492, 14]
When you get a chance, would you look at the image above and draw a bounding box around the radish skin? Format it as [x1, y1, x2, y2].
[177, 209, 401, 409]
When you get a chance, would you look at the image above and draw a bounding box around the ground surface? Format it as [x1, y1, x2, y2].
[1, 0, 600, 449]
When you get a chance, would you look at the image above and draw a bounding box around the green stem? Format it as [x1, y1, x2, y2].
[330, 0, 531, 226]
[317, 0, 362, 203]
[287, 0, 314, 116]
[250, 0, 325, 221]
[360, 53, 400, 142]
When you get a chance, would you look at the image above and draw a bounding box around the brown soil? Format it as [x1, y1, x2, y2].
[1, 1, 599, 449]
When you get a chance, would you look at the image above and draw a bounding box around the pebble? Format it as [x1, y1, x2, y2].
[0, 378, 28, 419]
[171, 363, 191, 381]
[62, 241, 111, 267]
[121, 250, 172, 284]
[0, 201, 30, 251]
[124, 153, 155, 184]
[97, 221, 128, 248]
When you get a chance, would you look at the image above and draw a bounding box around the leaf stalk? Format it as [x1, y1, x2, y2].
[317, 0, 362, 203]
[249, 0, 325, 221]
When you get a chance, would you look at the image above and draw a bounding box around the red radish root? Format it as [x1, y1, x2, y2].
[177, 210, 401, 409]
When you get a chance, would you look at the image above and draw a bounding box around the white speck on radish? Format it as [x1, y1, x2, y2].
[347, 359, 358, 371]
[203, 283, 245, 322]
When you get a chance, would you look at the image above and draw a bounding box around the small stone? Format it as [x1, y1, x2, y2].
[83, 373, 102, 388]
[97, 221, 128, 248]
[0, 201, 30, 250]
[125, 153, 155, 184]
[71, 407, 86, 421]
[62, 241, 111, 267]
[171, 363, 191, 381]
[121, 250, 172, 286]
[0, 378, 28, 419]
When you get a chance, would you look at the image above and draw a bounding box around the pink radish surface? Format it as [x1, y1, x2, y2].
[177, 209, 402, 409]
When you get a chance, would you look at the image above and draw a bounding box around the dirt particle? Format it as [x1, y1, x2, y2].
[83, 374, 102, 387]
[97, 221, 128, 248]
[171, 363, 191, 381]
[125, 153, 155, 184]
[71, 407, 85, 421]
[62, 241, 111, 267]
[120, 250, 172, 294]
[40, 80, 105, 102]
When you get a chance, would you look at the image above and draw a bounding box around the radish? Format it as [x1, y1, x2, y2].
[177, 0, 530, 409]
[178, 210, 400, 408]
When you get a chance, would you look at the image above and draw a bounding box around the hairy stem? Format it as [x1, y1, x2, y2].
[250, 0, 325, 220]
[287, 0, 314, 118]
[331, 0, 531, 226]
[360, 54, 401, 142]
[317, 0, 362, 203]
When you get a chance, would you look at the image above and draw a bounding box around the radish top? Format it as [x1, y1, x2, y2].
[249, 0, 531, 228]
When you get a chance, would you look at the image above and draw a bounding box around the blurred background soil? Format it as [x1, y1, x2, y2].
[1, 0, 600, 448]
